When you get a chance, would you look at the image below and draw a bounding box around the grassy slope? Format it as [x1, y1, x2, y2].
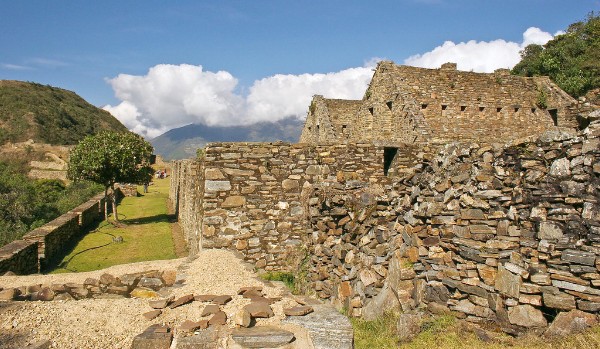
[353, 313, 600, 349]
[51, 177, 176, 273]
[0, 80, 128, 145]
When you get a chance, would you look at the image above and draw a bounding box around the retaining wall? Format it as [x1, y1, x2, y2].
[0, 192, 109, 274]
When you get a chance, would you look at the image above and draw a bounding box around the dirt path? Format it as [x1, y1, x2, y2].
[0, 249, 309, 349]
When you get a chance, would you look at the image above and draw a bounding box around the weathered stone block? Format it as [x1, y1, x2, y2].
[561, 249, 596, 266]
[495, 265, 520, 299]
[232, 326, 295, 348]
[538, 222, 563, 240]
[543, 291, 576, 310]
[508, 304, 547, 328]
[205, 180, 231, 192]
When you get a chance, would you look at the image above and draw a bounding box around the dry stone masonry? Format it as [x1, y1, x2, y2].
[171, 62, 600, 336]
[0, 192, 109, 274]
[303, 122, 599, 333]
[172, 142, 388, 270]
[301, 61, 579, 149]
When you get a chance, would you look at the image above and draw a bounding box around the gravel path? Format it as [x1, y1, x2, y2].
[0, 249, 303, 349]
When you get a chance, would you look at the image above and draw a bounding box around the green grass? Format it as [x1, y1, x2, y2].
[352, 312, 400, 349]
[51, 177, 176, 273]
[259, 271, 296, 291]
[352, 312, 600, 349]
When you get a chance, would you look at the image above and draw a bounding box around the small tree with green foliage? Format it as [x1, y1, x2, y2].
[67, 131, 153, 222]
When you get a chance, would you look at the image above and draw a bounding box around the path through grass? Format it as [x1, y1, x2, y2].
[51, 177, 177, 273]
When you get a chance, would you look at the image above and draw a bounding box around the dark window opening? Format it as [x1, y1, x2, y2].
[548, 109, 558, 126]
[383, 147, 398, 176]
[531, 108, 536, 113]
[308, 126, 311, 131]
[342, 125, 347, 134]
[460, 106, 467, 112]
[514, 107, 520, 113]
[577, 114, 590, 130]
[441, 105, 447, 111]
[496, 107, 502, 113]
[386, 101, 393, 110]
[421, 104, 428, 109]
[368, 107, 374, 116]
[479, 107, 485, 112]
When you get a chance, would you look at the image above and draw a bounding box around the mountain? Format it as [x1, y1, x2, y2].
[0, 80, 128, 145]
[151, 117, 304, 160]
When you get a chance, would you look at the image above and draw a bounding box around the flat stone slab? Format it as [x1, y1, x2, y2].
[212, 295, 232, 305]
[208, 311, 227, 326]
[143, 310, 162, 320]
[283, 304, 353, 349]
[149, 297, 173, 309]
[231, 326, 295, 348]
[131, 324, 172, 349]
[179, 320, 209, 332]
[201, 304, 221, 317]
[284, 306, 314, 316]
[169, 294, 194, 309]
[195, 294, 218, 302]
[244, 302, 274, 318]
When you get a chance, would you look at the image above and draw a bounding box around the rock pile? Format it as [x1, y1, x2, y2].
[132, 286, 315, 348]
[0, 269, 178, 302]
[306, 121, 600, 334]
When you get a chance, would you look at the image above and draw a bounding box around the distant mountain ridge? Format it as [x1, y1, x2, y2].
[0, 80, 128, 145]
[150, 117, 304, 160]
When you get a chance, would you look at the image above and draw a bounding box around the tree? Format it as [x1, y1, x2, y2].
[512, 12, 600, 98]
[67, 131, 154, 222]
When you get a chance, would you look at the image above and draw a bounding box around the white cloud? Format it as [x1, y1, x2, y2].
[104, 27, 560, 139]
[1, 63, 32, 71]
[104, 63, 374, 138]
[404, 27, 556, 72]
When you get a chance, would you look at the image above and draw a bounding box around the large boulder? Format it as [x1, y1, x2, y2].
[545, 309, 598, 337]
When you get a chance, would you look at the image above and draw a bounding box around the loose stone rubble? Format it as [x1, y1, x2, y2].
[305, 121, 600, 335]
[0, 250, 353, 348]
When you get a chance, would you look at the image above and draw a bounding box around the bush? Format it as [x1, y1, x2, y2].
[0, 160, 102, 246]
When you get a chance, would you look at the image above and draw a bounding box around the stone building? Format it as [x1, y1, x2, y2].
[300, 61, 579, 148]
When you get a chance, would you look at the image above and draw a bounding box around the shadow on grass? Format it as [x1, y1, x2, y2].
[120, 213, 177, 225]
[44, 220, 115, 273]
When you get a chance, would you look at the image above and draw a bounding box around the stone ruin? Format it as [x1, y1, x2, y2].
[301, 61, 580, 148]
[169, 62, 600, 337]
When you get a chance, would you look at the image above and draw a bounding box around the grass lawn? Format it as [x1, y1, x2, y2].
[51, 177, 177, 273]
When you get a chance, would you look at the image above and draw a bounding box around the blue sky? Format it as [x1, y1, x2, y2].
[1, 1, 598, 137]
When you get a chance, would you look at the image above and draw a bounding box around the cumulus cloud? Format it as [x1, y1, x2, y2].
[104, 62, 374, 138]
[104, 27, 561, 138]
[404, 27, 556, 72]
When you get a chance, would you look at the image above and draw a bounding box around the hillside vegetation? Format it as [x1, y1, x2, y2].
[0, 80, 129, 247]
[512, 12, 600, 98]
[0, 80, 127, 145]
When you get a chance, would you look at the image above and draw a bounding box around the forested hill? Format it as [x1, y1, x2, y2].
[512, 12, 599, 98]
[0, 80, 128, 145]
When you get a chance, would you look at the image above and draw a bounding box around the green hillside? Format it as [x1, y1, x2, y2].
[0, 80, 128, 145]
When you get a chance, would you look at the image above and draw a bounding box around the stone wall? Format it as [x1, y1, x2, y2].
[305, 122, 600, 332]
[169, 160, 202, 255]
[171, 142, 393, 269]
[301, 62, 580, 153]
[0, 240, 39, 275]
[0, 192, 108, 274]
